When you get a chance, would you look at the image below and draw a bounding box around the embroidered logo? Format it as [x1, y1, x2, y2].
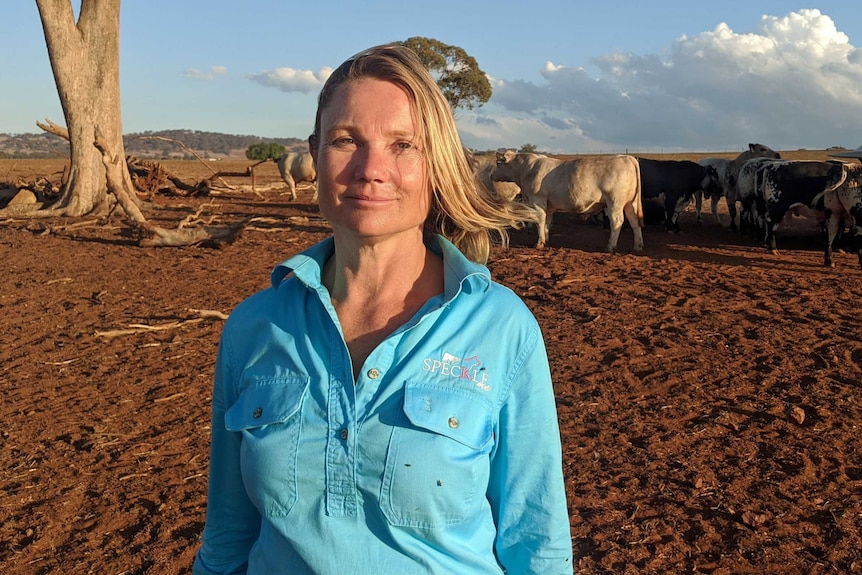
[422, 352, 491, 391]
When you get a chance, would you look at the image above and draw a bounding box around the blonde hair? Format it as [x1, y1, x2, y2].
[310, 44, 534, 264]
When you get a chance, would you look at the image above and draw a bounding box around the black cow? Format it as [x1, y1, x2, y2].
[637, 158, 721, 232]
[756, 160, 846, 252]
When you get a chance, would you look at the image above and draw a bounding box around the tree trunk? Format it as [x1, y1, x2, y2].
[35, 0, 136, 216]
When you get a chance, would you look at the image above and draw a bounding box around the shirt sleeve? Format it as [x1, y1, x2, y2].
[193, 332, 262, 575]
[487, 324, 574, 574]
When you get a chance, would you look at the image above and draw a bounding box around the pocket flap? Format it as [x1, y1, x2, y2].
[225, 376, 309, 431]
[402, 382, 493, 450]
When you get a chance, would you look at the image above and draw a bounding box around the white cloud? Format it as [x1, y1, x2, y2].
[184, 65, 228, 81]
[475, 9, 862, 152]
[247, 67, 333, 94]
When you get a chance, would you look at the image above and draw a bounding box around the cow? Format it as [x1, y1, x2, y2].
[821, 163, 862, 268]
[695, 144, 781, 229]
[736, 157, 784, 236]
[470, 154, 520, 201]
[276, 151, 317, 201]
[637, 158, 721, 232]
[492, 150, 644, 252]
[694, 157, 728, 225]
[756, 160, 846, 253]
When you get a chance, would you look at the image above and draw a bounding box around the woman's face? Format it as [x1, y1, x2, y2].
[312, 78, 431, 245]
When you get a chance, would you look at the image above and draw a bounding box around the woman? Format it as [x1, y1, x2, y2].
[193, 44, 573, 575]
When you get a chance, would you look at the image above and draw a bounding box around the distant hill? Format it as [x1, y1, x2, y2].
[0, 129, 307, 160]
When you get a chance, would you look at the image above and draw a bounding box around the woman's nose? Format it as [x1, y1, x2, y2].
[354, 144, 392, 182]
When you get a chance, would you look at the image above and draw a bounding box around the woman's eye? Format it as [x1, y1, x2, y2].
[395, 141, 416, 151]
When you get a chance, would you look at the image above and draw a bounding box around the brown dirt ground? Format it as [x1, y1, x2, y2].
[1, 156, 861, 575]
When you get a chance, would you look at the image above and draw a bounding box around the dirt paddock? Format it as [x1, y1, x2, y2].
[1, 156, 860, 574]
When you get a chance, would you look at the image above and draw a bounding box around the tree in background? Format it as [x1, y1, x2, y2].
[32, 0, 135, 217]
[7, 1, 241, 246]
[246, 142, 286, 161]
[397, 37, 492, 111]
[519, 144, 539, 154]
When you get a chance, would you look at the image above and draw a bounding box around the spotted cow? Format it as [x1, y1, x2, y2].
[696, 144, 781, 229]
[756, 160, 846, 253]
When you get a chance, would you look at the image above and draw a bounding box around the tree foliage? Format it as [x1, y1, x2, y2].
[396, 37, 492, 111]
[245, 142, 286, 161]
[519, 143, 539, 154]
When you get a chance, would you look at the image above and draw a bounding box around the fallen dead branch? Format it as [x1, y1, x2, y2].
[95, 129, 247, 247]
[94, 308, 228, 339]
[187, 308, 229, 320]
[153, 392, 187, 403]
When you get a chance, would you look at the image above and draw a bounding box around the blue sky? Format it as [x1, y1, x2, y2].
[2, 1, 861, 153]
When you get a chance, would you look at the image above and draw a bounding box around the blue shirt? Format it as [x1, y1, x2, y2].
[193, 235, 573, 575]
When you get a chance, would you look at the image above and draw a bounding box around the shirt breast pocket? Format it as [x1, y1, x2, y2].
[381, 381, 494, 529]
[225, 375, 309, 518]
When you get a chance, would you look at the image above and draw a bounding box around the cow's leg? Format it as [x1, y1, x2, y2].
[623, 203, 644, 252]
[851, 209, 862, 269]
[747, 201, 761, 239]
[710, 195, 721, 224]
[855, 230, 862, 269]
[824, 210, 840, 267]
[668, 195, 688, 233]
[694, 190, 704, 225]
[752, 193, 767, 240]
[532, 205, 549, 248]
[283, 174, 297, 201]
[765, 211, 784, 253]
[726, 193, 738, 231]
[739, 197, 751, 235]
[663, 195, 675, 232]
[606, 209, 625, 253]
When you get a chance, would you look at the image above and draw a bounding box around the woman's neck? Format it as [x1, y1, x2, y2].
[323, 233, 444, 378]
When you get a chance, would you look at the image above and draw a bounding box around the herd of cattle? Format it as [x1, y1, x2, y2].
[274, 143, 862, 269]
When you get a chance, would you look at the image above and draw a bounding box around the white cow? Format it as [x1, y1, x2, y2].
[492, 150, 644, 253]
[821, 162, 862, 268]
[470, 154, 520, 201]
[695, 143, 781, 229]
[276, 151, 317, 201]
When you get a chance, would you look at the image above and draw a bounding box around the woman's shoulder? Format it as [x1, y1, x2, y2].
[224, 283, 286, 327]
[477, 279, 541, 328]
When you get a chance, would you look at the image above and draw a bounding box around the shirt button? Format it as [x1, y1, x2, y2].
[340, 428, 349, 440]
[252, 407, 263, 419]
[448, 417, 459, 429]
[367, 368, 381, 379]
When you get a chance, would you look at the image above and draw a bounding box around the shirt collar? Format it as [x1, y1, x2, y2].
[270, 235, 491, 299]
